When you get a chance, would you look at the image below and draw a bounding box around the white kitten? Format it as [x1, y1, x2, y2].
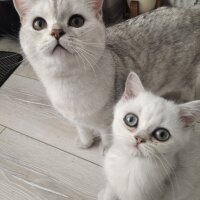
[99, 72, 200, 200]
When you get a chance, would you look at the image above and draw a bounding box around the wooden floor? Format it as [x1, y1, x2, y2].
[0, 38, 104, 200]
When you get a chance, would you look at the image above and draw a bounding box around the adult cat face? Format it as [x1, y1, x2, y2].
[113, 72, 200, 158]
[14, 0, 105, 72]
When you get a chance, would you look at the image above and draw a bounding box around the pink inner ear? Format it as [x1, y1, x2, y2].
[93, 0, 103, 12]
[13, 0, 28, 18]
[123, 89, 135, 101]
[180, 116, 194, 127]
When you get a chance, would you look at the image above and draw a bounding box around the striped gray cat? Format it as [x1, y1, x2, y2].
[13, 0, 200, 149]
[168, 0, 198, 7]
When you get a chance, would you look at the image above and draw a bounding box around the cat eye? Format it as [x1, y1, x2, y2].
[152, 128, 171, 142]
[68, 14, 85, 28]
[33, 17, 47, 31]
[124, 113, 138, 128]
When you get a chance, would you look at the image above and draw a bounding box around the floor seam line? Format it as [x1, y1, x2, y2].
[14, 73, 38, 81]
[0, 127, 6, 135]
[1, 126, 102, 168]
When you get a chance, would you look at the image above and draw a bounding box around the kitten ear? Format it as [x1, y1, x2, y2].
[13, 0, 32, 19]
[123, 72, 145, 100]
[179, 101, 200, 127]
[89, 0, 104, 15]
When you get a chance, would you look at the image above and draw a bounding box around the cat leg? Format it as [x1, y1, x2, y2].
[98, 185, 118, 200]
[100, 127, 113, 154]
[75, 126, 95, 149]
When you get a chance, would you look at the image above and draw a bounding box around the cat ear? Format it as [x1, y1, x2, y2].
[123, 72, 145, 100]
[179, 101, 200, 127]
[89, 0, 104, 15]
[13, 0, 32, 19]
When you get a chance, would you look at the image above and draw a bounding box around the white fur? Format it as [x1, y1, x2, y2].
[14, 0, 115, 148]
[100, 72, 200, 200]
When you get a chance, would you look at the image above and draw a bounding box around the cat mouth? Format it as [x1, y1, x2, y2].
[52, 44, 68, 54]
[133, 144, 145, 156]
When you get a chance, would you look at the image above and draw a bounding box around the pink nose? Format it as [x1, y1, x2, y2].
[135, 136, 145, 146]
[51, 29, 65, 40]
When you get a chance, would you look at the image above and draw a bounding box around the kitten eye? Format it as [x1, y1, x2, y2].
[124, 113, 138, 128]
[152, 128, 171, 142]
[68, 14, 85, 28]
[33, 17, 47, 31]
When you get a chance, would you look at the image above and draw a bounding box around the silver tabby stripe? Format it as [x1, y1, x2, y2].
[168, 0, 199, 7]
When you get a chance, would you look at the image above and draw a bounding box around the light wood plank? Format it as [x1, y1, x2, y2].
[0, 128, 104, 200]
[14, 62, 38, 80]
[0, 38, 20, 53]
[0, 75, 102, 165]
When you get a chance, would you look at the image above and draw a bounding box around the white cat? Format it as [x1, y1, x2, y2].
[13, 0, 200, 150]
[99, 72, 200, 200]
[14, 0, 115, 149]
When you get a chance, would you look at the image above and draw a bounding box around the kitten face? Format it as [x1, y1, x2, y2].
[113, 93, 190, 157]
[15, 0, 105, 70]
[113, 72, 200, 159]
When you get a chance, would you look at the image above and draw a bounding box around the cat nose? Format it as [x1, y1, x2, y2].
[135, 136, 145, 145]
[51, 29, 65, 40]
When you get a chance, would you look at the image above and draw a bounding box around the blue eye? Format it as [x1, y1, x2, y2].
[124, 113, 138, 128]
[152, 128, 171, 142]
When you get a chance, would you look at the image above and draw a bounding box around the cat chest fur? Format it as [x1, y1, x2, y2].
[38, 63, 115, 128]
[104, 148, 168, 200]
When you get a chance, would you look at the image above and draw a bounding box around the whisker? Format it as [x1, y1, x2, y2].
[144, 145, 177, 200]
[75, 47, 97, 78]
[70, 46, 87, 72]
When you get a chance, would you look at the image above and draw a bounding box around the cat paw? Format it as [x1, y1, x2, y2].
[98, 189, 105, 200]
[75, 137, 94, 149]
[98, 187, 118, 200]
[99, 143, 110, 156]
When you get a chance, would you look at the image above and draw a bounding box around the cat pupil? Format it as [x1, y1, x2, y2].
[38, 21, 42, 27]
[160, 132, 165, 138]
[74, 19, 79, 25]
[129, 117, 134, 122]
